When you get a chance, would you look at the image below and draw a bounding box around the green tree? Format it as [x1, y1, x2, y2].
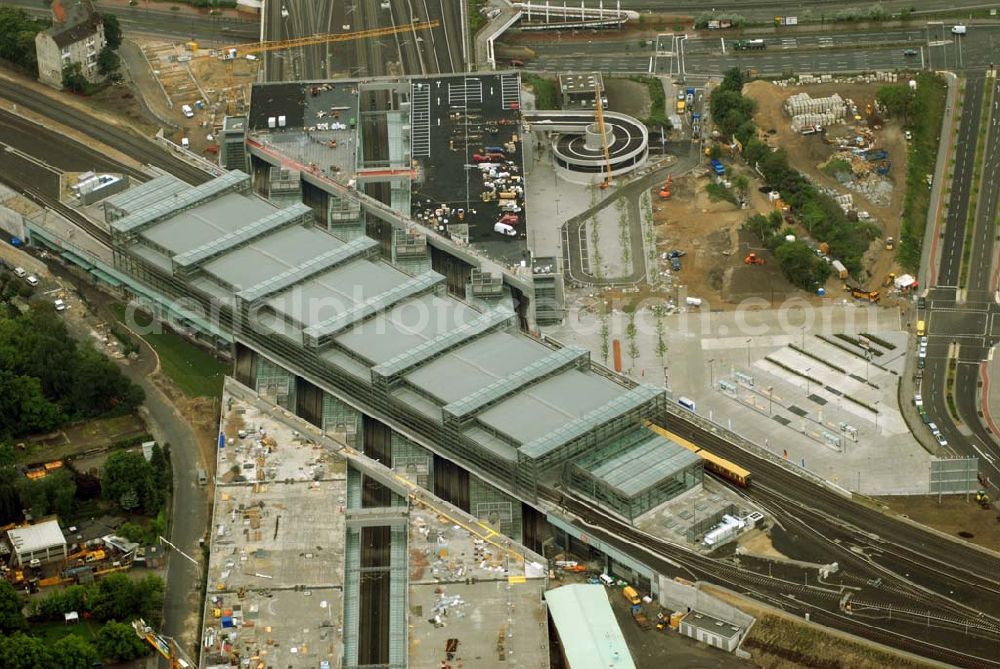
[97, 620, 150, 662]
[62, 62, 88, 93]
[775, 240, 832, 290]
[0, 580, 26, 634]
[116, 520, 147, 544]
[0, 8, 48, 76]
[876, 83, 916, 122]
[134, 574, 165, 620]
[97, 45, 119, 76]
[719, 67, 747, 93]
[101, 13, 122, 49]
[626, 312, 639, 366]
[0, 370, 63, 437]
[0, 633, 52, 669]
[90, 573, 136, 622]
[102, 450, 156, 512]
[52, 634, 100, 669]
[33, 584, 93, 621]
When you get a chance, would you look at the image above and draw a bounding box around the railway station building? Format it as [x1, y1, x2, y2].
[220, 72, 649, 329]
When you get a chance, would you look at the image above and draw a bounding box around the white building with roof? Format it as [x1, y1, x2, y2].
[7, 519, 67, 567]
[544, 584, 635, 669]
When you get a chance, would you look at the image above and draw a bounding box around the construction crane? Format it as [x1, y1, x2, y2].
[132, 619, 194, 668]
[208, 21, 440, 114]
[594, 83, 614, 189]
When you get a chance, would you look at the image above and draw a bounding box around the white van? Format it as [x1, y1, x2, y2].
[678, 396, 696, 412]
[494, 222, 517, 236]
[181, 137, 190, 149]
[598, 573, 614, 586]
[952, 25, 966, 35]
[13, 267, 26, 278]
[181, 104, 194, 118]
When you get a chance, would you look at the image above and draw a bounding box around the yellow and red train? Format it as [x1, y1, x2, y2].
[646, 422, 752, 487]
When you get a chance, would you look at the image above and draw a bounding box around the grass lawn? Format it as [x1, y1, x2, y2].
[111, 304, 228, 398]
[29, 619, 102, 644]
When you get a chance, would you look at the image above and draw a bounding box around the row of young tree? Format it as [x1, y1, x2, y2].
[710, 68, 879, 288]
[0, 576, 158, 667]
[0, 305, 145, 439]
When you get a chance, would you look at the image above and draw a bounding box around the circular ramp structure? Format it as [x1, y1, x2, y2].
[524, 109, 648, 180]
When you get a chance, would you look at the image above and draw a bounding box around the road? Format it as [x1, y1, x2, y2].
[0, 84, 213, 655]
[261, 0, 464, 82]
[617, 0, 996, 20]
[3, 0, 258, 43]
[515, 24, 999, 76]
[62, 269, 210, 658]
[0, 79, 211, 186]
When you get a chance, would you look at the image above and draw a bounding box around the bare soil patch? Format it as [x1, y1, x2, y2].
[744, 80, 907, 290]
[651, 170, 805, 308]
[874, 494, 1000, 553]
[605, 77, 651, 120]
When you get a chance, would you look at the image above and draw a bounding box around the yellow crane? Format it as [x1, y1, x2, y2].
[209, 20, 441, 114]
[221, 20, 440, 57]
[132, 619, 193, 668]
[594, 83, 614, 189]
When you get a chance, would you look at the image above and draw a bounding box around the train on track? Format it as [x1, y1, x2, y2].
[646, 422, 752, 487]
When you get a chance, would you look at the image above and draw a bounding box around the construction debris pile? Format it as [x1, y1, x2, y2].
[775, 71, 901, 87]
[784, 92, 846, 133]
[412, 514, 510, 582]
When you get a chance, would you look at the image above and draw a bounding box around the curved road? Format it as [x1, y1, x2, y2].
[562, 141, 698, 285]
[46, 264, 210, 658]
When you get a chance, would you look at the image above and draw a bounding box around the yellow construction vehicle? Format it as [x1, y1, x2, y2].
[132, 619, 193, 668]
[846, 285, 880, 303]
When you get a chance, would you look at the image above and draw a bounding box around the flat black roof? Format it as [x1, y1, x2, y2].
[411, 73, 528, 266]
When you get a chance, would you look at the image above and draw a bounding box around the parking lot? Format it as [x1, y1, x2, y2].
[412, 73, 529, 265]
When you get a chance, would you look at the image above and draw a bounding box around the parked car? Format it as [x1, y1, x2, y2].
[25, 275, 38, 286]
[13, 266, 26, 278]
[53, 299, 66, 312]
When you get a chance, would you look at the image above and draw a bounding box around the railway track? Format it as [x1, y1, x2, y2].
[550, 489, 1000, 667]
[0, 82, 210, 187]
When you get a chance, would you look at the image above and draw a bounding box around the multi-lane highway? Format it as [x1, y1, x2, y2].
[260, 0, 464, 82]
[512, 24, 997, 76]
[922, 73, 1000, 479]
[618, 0, 993, 20]
[2, 0, 258, 43]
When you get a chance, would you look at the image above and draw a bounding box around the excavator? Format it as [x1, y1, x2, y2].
[744, 252, 765, 265]
[976, 489, 991, 509]
[658, 175, 672, 200]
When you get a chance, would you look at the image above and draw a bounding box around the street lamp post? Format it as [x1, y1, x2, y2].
[801, 325, 806, 348]
[767, 385, 773, 416]
[708, 358, 715, 389]
[745, 338, 752, 368]
[804, 368, 811, 395]
[874, 400, 880, 433]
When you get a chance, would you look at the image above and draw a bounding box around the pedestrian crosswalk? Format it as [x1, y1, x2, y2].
[410, 82, 431, 157]
[448, 78, 483, 107]
[500, 73, 520, 108]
